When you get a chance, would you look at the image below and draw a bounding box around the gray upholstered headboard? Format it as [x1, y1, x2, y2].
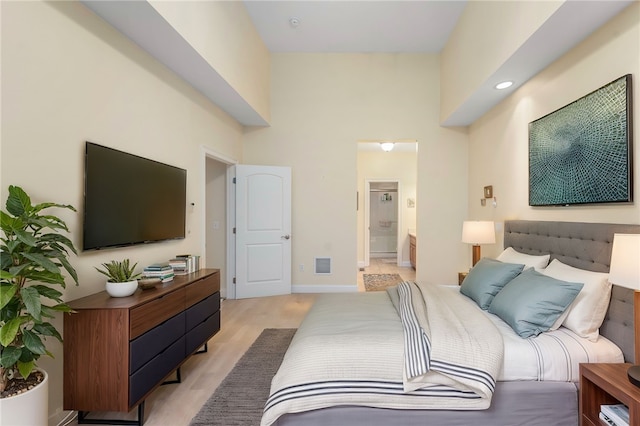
[504, 220, 640, 363]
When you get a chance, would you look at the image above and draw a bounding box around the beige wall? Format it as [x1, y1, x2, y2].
[466, 2, 640, 261]
[243, 53, 469, 287]
[1, 1, 243, 421]
[356, 149, 417, 266]
[150, 0, 271, 123]
[440, 1, 562, 123]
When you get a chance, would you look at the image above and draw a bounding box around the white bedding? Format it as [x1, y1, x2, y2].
[261, 283, 624, 426]
[441, 285, 624, 381]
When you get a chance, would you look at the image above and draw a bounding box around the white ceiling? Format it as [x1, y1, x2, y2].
[243, 1, 467, 53]
[82, 1, 634, 127]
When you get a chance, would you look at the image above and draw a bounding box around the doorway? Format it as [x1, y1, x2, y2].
[357, 141, 417, 270]
[202, 146, 236, 299]
[364, 179, 402, 267]
[368, 181, 399, 263]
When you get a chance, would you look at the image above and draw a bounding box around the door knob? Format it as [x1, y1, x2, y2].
[281, 234, 291, 240]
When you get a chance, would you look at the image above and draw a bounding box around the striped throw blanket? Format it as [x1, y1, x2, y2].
[392, 281, 502, 396]
[261, 283, 503, 426]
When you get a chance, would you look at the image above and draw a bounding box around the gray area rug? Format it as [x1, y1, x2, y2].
[363, 273, 404, 292]
[189, 328, 296, 426]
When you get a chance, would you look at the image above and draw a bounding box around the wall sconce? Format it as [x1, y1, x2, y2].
[609, 233, 640, 387]
[380, 142, 394, 152]
[462, 221, 496, 266]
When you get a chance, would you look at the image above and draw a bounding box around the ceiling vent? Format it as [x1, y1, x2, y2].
[314, 257, 332, 275]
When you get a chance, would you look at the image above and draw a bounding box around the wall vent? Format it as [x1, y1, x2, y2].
[314, 257, 332, 275]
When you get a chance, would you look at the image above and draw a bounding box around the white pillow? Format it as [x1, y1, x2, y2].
[541, 259, 611, 341]
[497, 247, 550, 271]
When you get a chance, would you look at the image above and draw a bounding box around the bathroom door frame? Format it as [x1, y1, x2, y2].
[364, 179, 402, 267]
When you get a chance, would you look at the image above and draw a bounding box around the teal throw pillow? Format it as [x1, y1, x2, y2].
[488, 268, 584, 338]
[460, 258, 524, 310]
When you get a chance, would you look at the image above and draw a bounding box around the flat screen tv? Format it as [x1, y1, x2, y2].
[83, 142, 187, 251]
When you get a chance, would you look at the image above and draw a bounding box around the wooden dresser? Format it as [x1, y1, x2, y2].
[63, 269, 221, 417]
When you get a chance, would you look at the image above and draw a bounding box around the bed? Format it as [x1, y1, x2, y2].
[263, 220, 639, 426]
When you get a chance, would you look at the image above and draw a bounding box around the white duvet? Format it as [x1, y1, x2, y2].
[440, 285, 624, 381]
[261, 283, 624, 426]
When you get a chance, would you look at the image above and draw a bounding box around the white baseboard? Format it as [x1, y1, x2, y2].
[358, 260, 412, 268]
[292, 284, 358, 293]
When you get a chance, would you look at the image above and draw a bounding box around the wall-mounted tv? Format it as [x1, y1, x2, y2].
[83, 142, 187, 251]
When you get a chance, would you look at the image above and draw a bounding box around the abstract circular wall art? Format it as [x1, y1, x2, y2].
[528, 74, 632, 206]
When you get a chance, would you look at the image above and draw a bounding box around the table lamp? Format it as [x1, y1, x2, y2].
[462, 221, 496, 266]
[609, 233, 640, 387]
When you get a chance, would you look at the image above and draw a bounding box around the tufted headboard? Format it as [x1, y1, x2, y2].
[504, 220, 640, 363]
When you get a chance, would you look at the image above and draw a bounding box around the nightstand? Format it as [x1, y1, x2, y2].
[579, 363, 640, 425]
[458, 272, 468, 285]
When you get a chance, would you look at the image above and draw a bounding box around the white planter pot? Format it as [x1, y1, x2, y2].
[105, 280, 138, 297]
[0, 369, 48, 426]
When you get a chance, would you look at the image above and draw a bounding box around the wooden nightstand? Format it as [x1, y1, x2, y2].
[458, 272, 468, 285]
[579, 363, 640, 425]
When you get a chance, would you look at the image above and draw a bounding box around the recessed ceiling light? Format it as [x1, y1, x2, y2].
[495, 81, 513, 90]
[380, 142, 394, 152]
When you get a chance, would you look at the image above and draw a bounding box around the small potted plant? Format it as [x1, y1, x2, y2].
[95, 259, 141, 297]
[0, 185, 78, 424]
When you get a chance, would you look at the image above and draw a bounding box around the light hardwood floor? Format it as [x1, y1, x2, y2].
[68, 258, 414, 425]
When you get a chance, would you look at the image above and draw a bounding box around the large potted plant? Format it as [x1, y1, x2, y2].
[0, 185, 78, 425]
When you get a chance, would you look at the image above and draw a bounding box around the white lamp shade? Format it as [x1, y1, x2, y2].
[609, 233, 640, 290]
[462, 221, 496, 245]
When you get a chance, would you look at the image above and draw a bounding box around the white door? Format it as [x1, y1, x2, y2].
[235, 165, 292, 299]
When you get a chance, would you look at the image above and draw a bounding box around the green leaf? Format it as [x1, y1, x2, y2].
[33, 202, 76, 215]
[48, 303, 73, 313]
[31, 285, 63, 302]
[21, 286, 42, 322]
[39, 233, 77, 255]
[6, 186, 31, 217]
[16, 359, 36, 379]
[40, 305, 56, 319]
[58, 256, 78, 286]
[0, 269, 16, 281]
[33, 322, 62, 341]
[0, 210, 16, 232]
[22, 329, 47, 355]
[20, 270, 65, 286]
[14, 229, 37, 247]
[21, 252, 60, 274]
[1, 251, 14, 270]
[0, 346, 21, 368]
[0, 318, 22, 346]
[0, 283, 18, 310]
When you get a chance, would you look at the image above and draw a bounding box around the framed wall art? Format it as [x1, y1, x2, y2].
[528, 74, 633, 206]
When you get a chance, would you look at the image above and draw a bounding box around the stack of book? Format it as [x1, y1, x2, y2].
[169, 255, 200, 275]
[143, 263, 175, 283]
[599, 404, 629, 426]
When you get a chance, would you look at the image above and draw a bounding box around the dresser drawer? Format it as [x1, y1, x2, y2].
[129, 336, 185, 406]
[130, 288, 185, 339]
[186, 292, 220, 331]
[185, 273, 219, 308]
[130, 311, 185, 374]
[186, 310, 220, 355]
